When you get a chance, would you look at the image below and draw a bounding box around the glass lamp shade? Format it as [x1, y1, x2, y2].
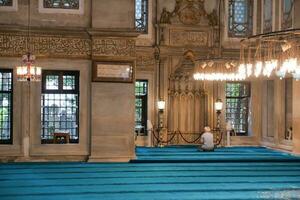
[157, 100, 165, 110]
[16, 53, 41, 82]
[16, 65, 41, 81]
[215, 99, 223, 111]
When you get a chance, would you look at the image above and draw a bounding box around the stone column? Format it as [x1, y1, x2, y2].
[293, 80, 300, 154]
[88, 32, 138, 162]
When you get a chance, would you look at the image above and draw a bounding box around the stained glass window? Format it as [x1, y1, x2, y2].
[41, 71, 79, 144]
[135, 0, 148, 33]
[282, 0, 294, 30]
[0, 0, 12, 6]
[135, 80, 148, 135]
[226, 82, 250, 135]
[263, 0, 273, 33]
[228, 0, 252, 37]
[0, 69, 13, 144]
[44, 0, 79, 9]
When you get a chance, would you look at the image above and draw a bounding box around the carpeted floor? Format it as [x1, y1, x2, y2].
[0, 146, 300, 199]
[133, 146, 300, 163]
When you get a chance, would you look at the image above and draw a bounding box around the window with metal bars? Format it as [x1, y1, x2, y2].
[263, 0, 273, 33]
[281, 0, 294, 30]
[228, 0, 253, 37]
[0, 69, 13, 144]
[284, 78, 293, 140]
[135, 0, 148, 33]
[43, 0, 79, 9]
[0, 0, 12, 6]
[226, 82, 250, 135]
[135, 80, 148, 135]
[41, 70, 79, 144]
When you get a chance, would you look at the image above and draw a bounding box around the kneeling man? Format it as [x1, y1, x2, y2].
[198, 126, 214, 151]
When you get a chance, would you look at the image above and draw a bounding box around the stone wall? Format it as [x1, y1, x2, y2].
[0, 0, 299, 162]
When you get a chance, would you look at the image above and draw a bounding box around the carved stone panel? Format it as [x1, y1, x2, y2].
[136, 54, 156, 71]
[170, 30, 208, 47]
[92, 38, 136, 58]
[0, 32, 91, 58]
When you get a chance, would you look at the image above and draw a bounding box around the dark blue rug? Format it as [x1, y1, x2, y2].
[0, 146, 300, 199]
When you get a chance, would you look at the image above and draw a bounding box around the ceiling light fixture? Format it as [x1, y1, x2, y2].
[16, 0, 41, 82]
[239, 29, 300, 80]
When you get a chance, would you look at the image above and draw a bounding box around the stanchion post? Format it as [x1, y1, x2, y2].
[157, 100, 165, 147]
[215, 98, 223, 146]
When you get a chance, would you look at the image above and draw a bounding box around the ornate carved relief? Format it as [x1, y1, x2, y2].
[168, 73, 207, 134]
[167, 57, 208, 136]
[0, 32, 91, 58]
[92, 38, 136, 58]
[136, 54, 156, 71]
[170, 30, 208, 46]
[177, 0, 206, 25]
[160, 0, 217, 26]
[0, 31, 137, 59]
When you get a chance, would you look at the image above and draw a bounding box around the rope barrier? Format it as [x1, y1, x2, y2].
[214, 130, 223, 146]
[177, 130, 203, 144]
[150, 129, 224, 147]
[152, 129, 177, 144]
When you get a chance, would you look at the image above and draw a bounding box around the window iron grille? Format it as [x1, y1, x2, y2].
[0, 69, 13, 144]
[228, 0, 253, 37]
[135, 80, 148, 135]
[44, 0, 79, 9]
[263, 0, 273, 33]
[282, 0, 294, 30]
[135, 0, 148, 33]
[226, 82, 250, 135]
[41, 70, 79, 144]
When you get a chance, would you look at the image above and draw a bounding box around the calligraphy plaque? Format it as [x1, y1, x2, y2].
[92, 62, 134, 83]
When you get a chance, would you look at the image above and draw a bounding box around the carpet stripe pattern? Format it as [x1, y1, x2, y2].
[0, 146, 300, 199]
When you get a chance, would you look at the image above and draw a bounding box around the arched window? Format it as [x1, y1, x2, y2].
[135, 0, 148, 33]
[228, 0, 253, 37]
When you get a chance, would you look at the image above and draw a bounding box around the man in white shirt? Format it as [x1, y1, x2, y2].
[198, 126, 214, 151]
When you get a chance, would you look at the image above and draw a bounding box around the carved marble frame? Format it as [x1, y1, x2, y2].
[92, 61, 135, 83]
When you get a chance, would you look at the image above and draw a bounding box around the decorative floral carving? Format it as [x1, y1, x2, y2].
[207, 9, 218, 26]
[160, 0, 209, 25]
[92, 38, 136, 58]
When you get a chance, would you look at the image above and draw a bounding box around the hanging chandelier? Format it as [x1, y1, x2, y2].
[16, 53, 41, 82]
[16, 0, 41, 82]
[238, 29, 300, 80]
[193, 58, 243, 81]
[193, 0, 244, 82]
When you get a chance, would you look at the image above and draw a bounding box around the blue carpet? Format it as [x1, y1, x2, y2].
[132, 146, 300, 163]
[0, 146, 300, 199]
